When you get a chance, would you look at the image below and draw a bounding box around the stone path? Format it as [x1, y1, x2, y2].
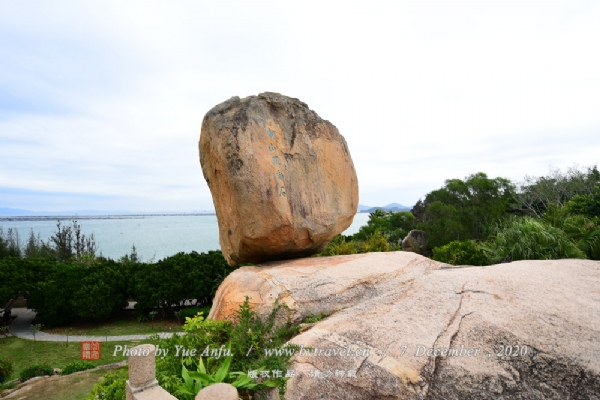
[8, 308, 181, 342]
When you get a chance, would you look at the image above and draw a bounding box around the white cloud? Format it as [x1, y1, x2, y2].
[0, 0, 599, 211]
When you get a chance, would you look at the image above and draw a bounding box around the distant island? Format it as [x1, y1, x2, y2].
[358, 203, 412, 213]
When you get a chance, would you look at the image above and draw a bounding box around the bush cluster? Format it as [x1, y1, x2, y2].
[60, 361, 96, 375]
[432, 240, 489, 266]
[84, 367, 128, 400]
[178, 306, 212, 320]
[159, 300, 297, 398]
[0, 249, 235, 327]
[19, 363, 54, 381]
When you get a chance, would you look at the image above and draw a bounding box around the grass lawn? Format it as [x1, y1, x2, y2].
[0, 336, 159, 376]
[2, 366, 126, 400]
[40, 305, 212, 336]
[42, 316, 184, 336]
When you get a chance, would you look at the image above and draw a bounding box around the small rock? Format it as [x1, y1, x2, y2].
[401, 229, 428, 252]
[195, 383, 238, 400]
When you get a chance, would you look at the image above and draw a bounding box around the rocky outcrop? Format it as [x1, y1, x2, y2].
[209, 253, 600, 399]
[199, 92, 359, 266]
[208, 252, 439, 322]
[401, 229, 428, 252]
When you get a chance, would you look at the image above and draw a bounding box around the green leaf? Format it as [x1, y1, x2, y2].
[214, 356, 232, 382]
[263, 379, 280, 387]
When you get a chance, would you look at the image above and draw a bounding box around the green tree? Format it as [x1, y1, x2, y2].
[415, 172, 516, 248]
[131, 251, 235, 315]
[0, 257, 55, 307]
[24, 229, 54, 259]
[27, 262, 87, 326]
[48, 220, 97, 262]
[0, 227, 22, 259]
[353, 210, 414, 244]
[514, 165, 600, 217]
[417, 201, 465, 248]
[432, 240, 489, 266]
[71, 259, 129, 320]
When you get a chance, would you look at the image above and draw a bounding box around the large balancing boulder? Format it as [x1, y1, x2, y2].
[199, 92, 358, 266]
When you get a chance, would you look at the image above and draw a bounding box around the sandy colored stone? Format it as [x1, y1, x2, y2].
[134, 386, 178, 400]
[401, 229, 428, 252]
[127, 344, 156, 386]
[209, 253, 600, 399]
[195, 383, 238, 400]
[208, 251, 439, 322]
[199, 92, 358, 266]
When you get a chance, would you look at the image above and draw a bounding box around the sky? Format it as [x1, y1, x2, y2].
[1, 1, 599, 213]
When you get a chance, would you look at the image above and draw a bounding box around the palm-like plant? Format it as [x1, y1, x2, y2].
[175, 356, 277, 400]
[481, 216, 585, 264]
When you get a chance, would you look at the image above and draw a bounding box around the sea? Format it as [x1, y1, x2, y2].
[0, 213, 371, 261]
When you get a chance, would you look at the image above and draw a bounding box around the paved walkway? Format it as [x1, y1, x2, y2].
[8, 308, 182, 342]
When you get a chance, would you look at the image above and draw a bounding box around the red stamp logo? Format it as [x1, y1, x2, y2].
[81, 341, 101, 360]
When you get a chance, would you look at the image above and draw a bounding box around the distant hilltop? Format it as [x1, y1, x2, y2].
[358, 203, 412, 213]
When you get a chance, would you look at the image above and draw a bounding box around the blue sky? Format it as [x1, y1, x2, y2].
[1, 1, 599, 213]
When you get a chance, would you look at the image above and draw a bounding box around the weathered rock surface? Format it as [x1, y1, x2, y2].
[208, 251, 438, 322]
[199, 92, 359, 266]
[196, 383, 238, 400]
[209, 254, 600, 399]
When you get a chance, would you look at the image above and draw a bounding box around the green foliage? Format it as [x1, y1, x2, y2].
[24, 229, 54, 259]
[0, 256, 57, 306]
[542, 203, 600, 260]
[176, 357, 274, 399]
[228, 298, 300, 376]
[19, 363, 54, 381]
[181, 312, 231, 349]
[25, 257, 129, 326]
[578, 226, 600, 260]
[564, 185, 600, 220]
[179, 306, 212, 320]
[304, 310, 323, 323]
[11, 249, 231, 327]
[49, 220, 98, 262]
[84, 367, 128, 400]
[319, 231, 393, 256]
[71, 259, 129, 320]
[59, 361, 95, 375]
[0, 357, 14, 382]
[432, 240, 490, 266]
[353, 210, 414, 244]
[416, 201, 465, 248]
[481, 216, 586, 264]
[0, 227, 22, 260]
[416, 172, 516, 248]
[132, 251, 235, 313]
[154, 298, 300, 398]
[514, 165, 600, 217]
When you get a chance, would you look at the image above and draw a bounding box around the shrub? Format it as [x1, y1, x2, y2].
[0, 357, 14, 382]
[132, 251, 235, 314]
[318, 231, 394, 256]
[353, 210, 414, 244]
[60, 361, 95, 375]
[154, 298, 300, 398]
[84, 367, 127, 400]
[19, 363, 54, 381]
[432, 240, 489, 266]
[177, 307, 209, 320]
[481, 216, 586, 264]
